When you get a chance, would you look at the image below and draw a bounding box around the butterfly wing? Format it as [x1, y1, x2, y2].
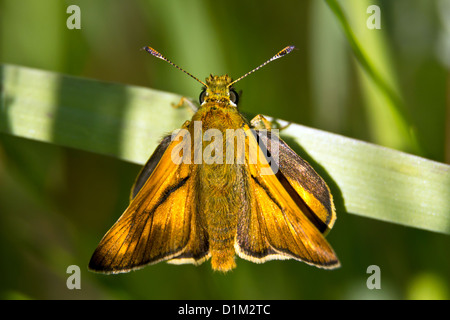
[89, 129, 209, 273]
[235, 128, 339, 269]
[130, 135, 172, 201]
[256, 130, 336, 234]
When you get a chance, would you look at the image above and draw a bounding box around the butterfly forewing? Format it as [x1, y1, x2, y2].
[235, 127, 339, 268]
[130, 135, 172, 201]
[255, 130, 336, 234]
[89, 129, 208, 273]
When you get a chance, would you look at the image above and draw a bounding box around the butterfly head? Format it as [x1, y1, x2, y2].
[199, 75, 239, 107]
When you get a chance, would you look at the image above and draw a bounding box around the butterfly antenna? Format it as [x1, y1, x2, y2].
[142, 46, 208, 87]
[227, 46, 296, 88]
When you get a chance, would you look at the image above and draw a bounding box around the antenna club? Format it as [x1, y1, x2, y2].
[142, 45, 208, 87]
[282, 45, 296, 55]
[227, 45, 296, 87]
[142, 46, 164, 60]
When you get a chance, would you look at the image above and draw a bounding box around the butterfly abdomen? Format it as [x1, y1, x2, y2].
[198, 163, 243, 272]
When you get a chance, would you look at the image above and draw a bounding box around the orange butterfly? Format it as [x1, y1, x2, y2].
[89, 46, 339, 273]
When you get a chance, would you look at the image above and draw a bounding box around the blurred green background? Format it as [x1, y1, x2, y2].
[0, 0, 449, 299]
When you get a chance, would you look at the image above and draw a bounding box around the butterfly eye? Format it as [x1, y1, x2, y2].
[229, 89, 239, 105]
[199, 89, 207, 104]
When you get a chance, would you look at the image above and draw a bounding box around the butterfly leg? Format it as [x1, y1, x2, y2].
[250, 114, 291, 131]
[250, 114, 272, 129]
[172, 96, 198, 113]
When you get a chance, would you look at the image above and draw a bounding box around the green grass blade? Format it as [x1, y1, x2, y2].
[324, 0, 422, 154]
[0, 64, 191, 164]
[1, 64, 449, 234]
